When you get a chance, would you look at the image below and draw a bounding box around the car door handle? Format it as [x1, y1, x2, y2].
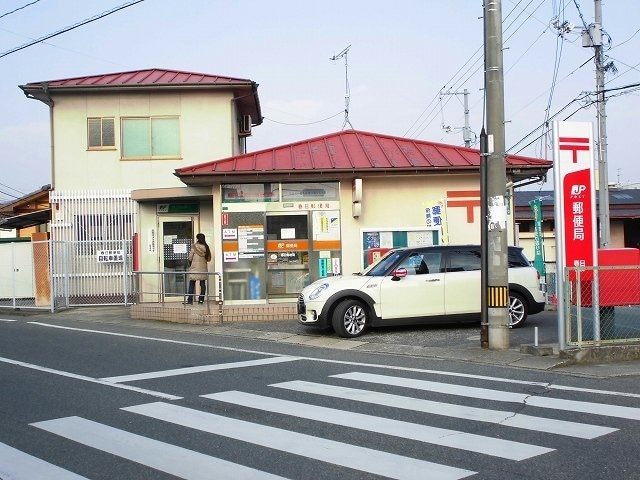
[425, 278, 440, 282]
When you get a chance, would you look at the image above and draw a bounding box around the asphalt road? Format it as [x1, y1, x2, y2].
[1, 313, 640, 480]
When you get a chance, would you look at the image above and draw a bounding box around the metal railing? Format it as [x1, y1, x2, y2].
[132, 270, 223, 317]
[564, 265, 640, 346]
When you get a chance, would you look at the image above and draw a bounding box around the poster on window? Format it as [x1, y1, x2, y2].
[313, 211, 340, 240]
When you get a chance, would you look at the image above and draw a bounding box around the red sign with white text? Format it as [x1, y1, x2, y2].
[553, 122, 598, 280]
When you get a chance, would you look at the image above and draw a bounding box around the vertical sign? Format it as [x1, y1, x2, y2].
[553, 121, 598, 347]
[553, 121, 597, 272]
[529, 198, 546, 277]
[424, 199, 448, 245]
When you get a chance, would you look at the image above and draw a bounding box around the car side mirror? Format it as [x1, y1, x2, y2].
[391, 267, 408, 280]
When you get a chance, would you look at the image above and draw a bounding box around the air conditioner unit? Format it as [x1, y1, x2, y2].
[239, 114, 252, 136]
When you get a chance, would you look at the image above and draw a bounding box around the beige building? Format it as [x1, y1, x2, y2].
[166, 129, 551, 304]
[19, 68, 261, 305]
[19, 68, 551, 308]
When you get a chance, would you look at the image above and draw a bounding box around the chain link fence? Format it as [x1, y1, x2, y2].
[564, 265, 640, 346]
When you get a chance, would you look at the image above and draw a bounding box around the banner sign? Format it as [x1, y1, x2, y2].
[552, 121, 598, 278]
[424, 199, 448, 245]
[529, 198, 546, 277]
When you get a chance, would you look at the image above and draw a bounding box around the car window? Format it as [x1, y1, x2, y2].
[508, 247, 531, 267]
[398, 253, 426, 275]
[364, 250, 405, 276]
[397, 251, 442, 275]
[446, 248, 481, 272]
[422, 251, 443, 273]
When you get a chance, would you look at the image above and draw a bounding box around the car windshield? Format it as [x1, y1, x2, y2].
[361, 250, 405, 276]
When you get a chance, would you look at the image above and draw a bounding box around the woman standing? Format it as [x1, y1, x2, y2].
[185, 233, 211, 304]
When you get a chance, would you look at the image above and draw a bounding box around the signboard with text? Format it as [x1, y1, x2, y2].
[552, 121, 597, 279]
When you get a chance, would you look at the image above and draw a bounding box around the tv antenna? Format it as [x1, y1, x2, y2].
[330, 44, 353, 130]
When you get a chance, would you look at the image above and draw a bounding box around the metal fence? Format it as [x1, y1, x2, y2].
[132, 270, 223, 316]
[0, 239, 134, 310]
[563, 265, 640, 346]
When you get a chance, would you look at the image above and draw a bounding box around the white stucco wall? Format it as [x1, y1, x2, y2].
[338, 174, 516, 275]
[51, 91, 237, 190]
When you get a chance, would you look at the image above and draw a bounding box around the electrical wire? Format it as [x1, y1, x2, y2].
[0, 0, 41, 19]
[405, 0, 549, 141]
[263, 111, 344, 126]
[0, 0, 145, 59]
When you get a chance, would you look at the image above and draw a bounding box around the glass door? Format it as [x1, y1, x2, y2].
[265, 213, 310, 298]
[159, 216, 194, 301]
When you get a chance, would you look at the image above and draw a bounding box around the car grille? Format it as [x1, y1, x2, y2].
[297, 294, 305, 314]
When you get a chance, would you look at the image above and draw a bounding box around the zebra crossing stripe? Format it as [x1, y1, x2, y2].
[203, 390, 553, 461]
[31, 416, 288, 480]
[101, 356, 300, 383]
[333, 372, 640, 421]
[272, 380, 617, 439]
[123, 401, 476, 480]
[0, 442, 89, 480]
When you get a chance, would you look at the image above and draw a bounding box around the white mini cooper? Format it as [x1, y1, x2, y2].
[297, 245, 546, 338]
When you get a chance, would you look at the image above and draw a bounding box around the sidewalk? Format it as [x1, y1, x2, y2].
[14, 305, 640, 377]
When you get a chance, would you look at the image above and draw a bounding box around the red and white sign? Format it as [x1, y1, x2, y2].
[553, 121, 598, 276]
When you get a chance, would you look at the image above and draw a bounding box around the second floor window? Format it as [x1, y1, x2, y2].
[121, 116, 180, 159]
[87, 117, 115, 149]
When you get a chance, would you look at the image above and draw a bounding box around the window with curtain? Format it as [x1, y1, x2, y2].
[121, 116, 180, 159]
[87, 117, 115, 149]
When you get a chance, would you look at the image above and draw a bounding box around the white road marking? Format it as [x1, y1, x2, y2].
[0, 442, 89, 480]
[334, 372, 640, 421]
[203, 390, 554, 460]
[101, 356, 300, 383]
[272, 380, 617, 439]
[32, 416, 288, 480]
[124, 402, 476, 480]
[0, 318, 18, 322]
[0, 356, 181, 400]
[28, 321, 640, 399]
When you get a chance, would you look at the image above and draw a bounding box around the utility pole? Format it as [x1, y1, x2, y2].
[463, 88, 471, 147]
[441, 89, 472, 147]
[483, 0, 510, 349]
[593, 0, 610, 248]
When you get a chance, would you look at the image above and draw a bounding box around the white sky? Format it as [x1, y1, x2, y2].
[1, 0, 639, 203]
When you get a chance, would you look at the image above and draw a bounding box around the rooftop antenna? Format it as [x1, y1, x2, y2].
[330, 44, 353, 130]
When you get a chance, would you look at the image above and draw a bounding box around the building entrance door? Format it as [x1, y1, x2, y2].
[158, 216, 195, 301]
[265, 213, 310, 298]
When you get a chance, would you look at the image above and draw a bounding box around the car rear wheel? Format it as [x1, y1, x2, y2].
[508, 292, 528, 328]
[332, 299, 367, 338]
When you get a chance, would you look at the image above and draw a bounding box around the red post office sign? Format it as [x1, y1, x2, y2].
[553, 121, 598, 279]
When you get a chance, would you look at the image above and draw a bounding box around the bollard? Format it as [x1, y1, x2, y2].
[534, 326, 539, 347]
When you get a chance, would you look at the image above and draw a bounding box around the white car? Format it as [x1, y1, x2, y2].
[298, 245, 546, 338]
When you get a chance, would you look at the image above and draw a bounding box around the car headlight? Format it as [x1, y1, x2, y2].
[308, 283, 329, 300]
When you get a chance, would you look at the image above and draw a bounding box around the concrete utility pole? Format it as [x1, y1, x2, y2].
[592, 0, 610, 247]
[483, 0, 510, 350]
[441, 89, 472, 147]
[463, 89, 472, 147]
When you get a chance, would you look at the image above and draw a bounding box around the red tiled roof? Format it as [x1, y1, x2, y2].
[23, 68, 254, 88]
[175, 129, 551, 183]
[20, 68, 262, 125]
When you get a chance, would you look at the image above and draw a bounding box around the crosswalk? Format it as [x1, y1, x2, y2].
[5, 365, 639, 480]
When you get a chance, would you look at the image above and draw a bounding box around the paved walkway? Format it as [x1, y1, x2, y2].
[9, 305, 640, 377]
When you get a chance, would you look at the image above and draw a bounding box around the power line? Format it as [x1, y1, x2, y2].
[0, 0, 41, 19]
[0, 182, 25, 196]
[263, 111, 344, 126]
[0, 0, 145, 59]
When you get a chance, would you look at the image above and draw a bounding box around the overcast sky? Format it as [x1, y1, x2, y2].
[1, 0, 639, 203]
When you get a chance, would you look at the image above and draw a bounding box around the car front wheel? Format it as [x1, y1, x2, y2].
[332, 299, 368, 338]
[508, 292, 528, 328]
